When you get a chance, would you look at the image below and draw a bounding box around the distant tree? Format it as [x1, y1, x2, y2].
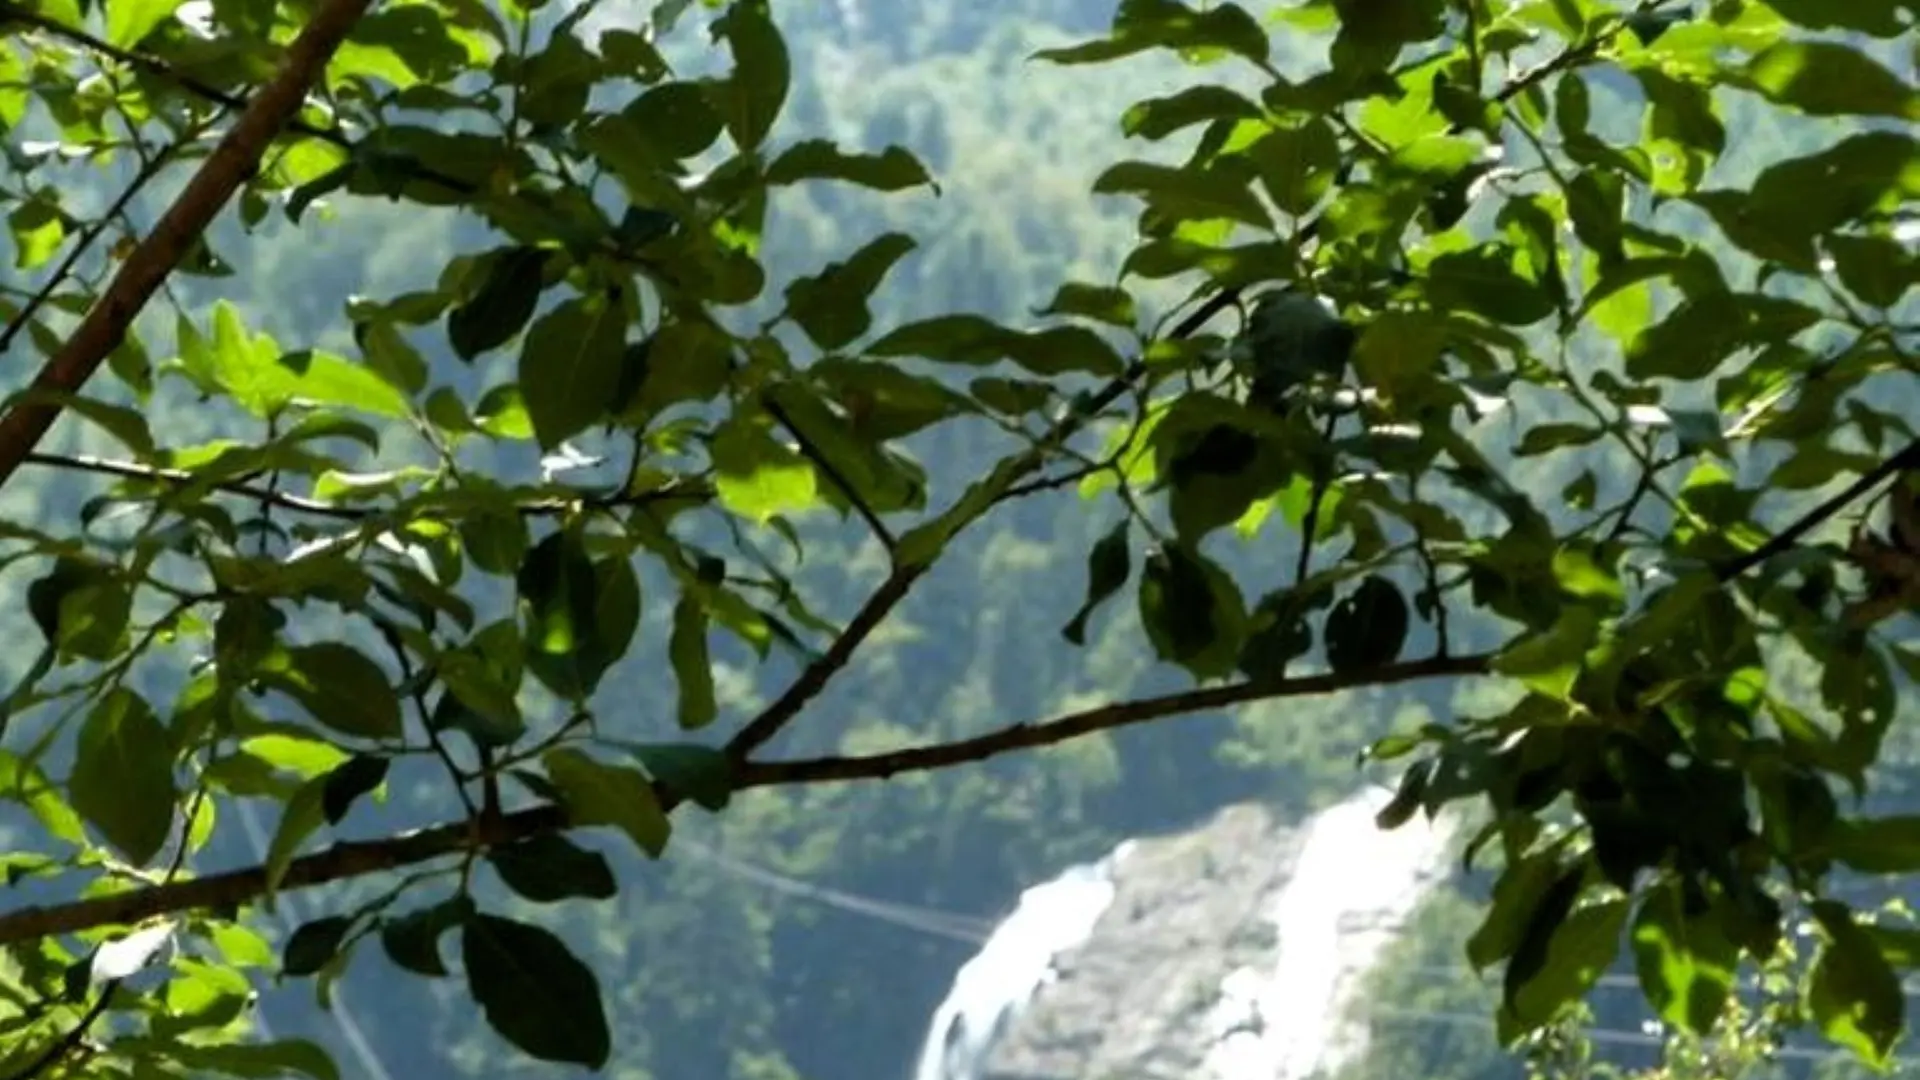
[0, 0, 1914, 1076]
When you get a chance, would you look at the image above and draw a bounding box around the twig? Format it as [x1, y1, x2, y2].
[17, 451, 713, 518]
[3, 989, 112, 1080]
[1295, 411, 1341, 585]
[1715, 438, 1920, 583]
[719, 286, 1248, 762]
[734, 653, 1493, 788]
[761, 394, 895, 551]
[0, 0, 379, 492]
[0, 140, 192, 357]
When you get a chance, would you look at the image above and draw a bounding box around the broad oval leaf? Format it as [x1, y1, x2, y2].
[69, 689, 175, 866]
[462, 914, 611, 1067]
[543, 747, 671, 858]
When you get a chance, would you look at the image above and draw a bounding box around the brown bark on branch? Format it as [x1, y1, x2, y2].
[0, 657, 1489, 947]
[734, 654, 1495, 789]
[0, 0, 376, 490]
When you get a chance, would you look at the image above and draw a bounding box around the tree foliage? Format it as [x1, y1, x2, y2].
[0, 0, 1914, 1075]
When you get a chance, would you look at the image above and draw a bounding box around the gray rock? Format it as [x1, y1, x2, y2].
[977, 804, 1307, 1080]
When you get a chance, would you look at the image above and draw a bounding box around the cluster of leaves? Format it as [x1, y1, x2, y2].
[0, 0, 1914, 1075]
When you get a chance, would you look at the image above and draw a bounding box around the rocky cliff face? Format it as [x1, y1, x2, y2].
[952, 792, 1456, 1080]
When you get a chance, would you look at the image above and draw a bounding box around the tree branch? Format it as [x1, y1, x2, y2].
[17, 451, 713, 519]
[735, 654, 1493, 789]
[1715, 437, 1920, 583]
[0, 138, 189, 357]
[760, 394, 896, 551]
[0, 0, 377, 492]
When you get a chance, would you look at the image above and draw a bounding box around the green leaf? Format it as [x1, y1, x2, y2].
[478, 395, 537, 444]
[1121, 86, 1261, 140]
[1426, 246, 1556, 326]
[518, 31, 598, 128]
[765, 140, 936, 192]
[282, 916, 352, 977]
[1138, 544, 1245, 680]
[1350, 311, 1446, 397]
[1515, 423, 1605, 456]
[1627, 292, 1822, 381]
[1505, 896, 1629, 1032]
[712, 0, 789, 150]
[1764, 0, 1910, 35]
[380, 896, 472, 978]
[669, 595, 718, 730]
[263, 643, 402, 740]
[1035, 283, 1138, 328]
[1491, 607, 1600, 700]
[354, 320, 429, 396]
[543, 747, 671, 858]
[1825, 233, 1918, 308]
[1092, 160, 1272, 231]
[784, 232, 917, 351]
[157, 1039, 341, 1080]
[69, 690, 174, 866]
[1033, 0, 1269, 67]
[518, 291, 631, 450]
[868, 315, 1125, 376]
[1063, 520, 1131, 645]
[1630, 877, 1737, 1033]
[1743, 41, 1920, 120]
[193, 302, 411, 418]
[1247, 120, 1341, 216]
[710, 421, 819, 523]
[264, 778, 328, 893]
[462, 914, 611, 1068]
[28, 556, 129, 662]
[0, 750, 85, 845]
[487, 834, 616, 903]
[1324, 577, 1409, 673]
[1826, 816, 1920, 873]
[621, 742, 733, 811]
[1807, 900, 1905, 1065]
[319, 755, 388, 825]
[448, 248, 550, 361]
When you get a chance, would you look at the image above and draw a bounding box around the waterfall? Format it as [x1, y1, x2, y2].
[911, 788, 1456, 1080]
[910, 841, 1134, 1080]
[1202, 786, 1457, 1080]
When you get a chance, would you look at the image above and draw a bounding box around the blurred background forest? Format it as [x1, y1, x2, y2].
[0, 0, 1916, 1078]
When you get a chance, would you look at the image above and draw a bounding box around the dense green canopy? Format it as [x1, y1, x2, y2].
[0, 0, 1915, 1077]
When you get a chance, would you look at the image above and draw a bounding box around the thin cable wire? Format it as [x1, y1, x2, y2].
[673, 838, 998, 944]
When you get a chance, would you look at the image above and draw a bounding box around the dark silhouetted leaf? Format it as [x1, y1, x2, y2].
[487, 834, 617, 903]
[463, 914, 611, 1067]
[320, 755, 388, 825]
[282, 916, 353, 977]
[69, 689, 174, 866]
[1063, 520, 1132, 645]
[1324, 577, 1409, 673]
[448, 248, 549, 361]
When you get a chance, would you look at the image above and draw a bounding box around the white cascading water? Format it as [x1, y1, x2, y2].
[911, 841, 1135, 1080]
[1202, 786, 1457, 1080]
[913, 787, 1455, 1080]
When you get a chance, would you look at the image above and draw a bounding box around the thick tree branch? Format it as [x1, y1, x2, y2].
[0, 805, 568, 948]
[734, 654, 1494, 788]
[0, 655, 1489, 947]
[0, 0, 376, 491]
